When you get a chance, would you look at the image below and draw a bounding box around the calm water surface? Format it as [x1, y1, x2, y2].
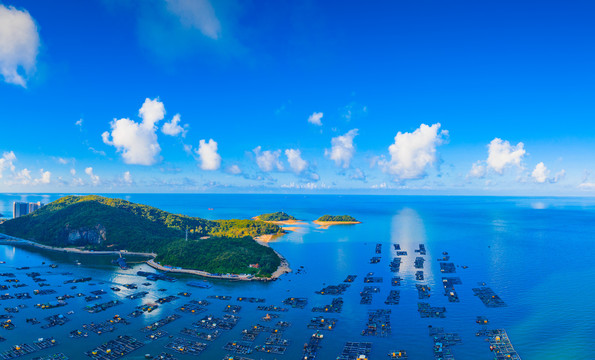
[0, 194, 593, 359]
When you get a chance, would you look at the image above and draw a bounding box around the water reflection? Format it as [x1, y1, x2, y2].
[390, 208, 434, 283]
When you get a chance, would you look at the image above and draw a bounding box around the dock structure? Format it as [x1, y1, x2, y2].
[301, 331, 324, 360]
[165, 337, 207, 356]
[0, 337, 57, 359]
[343, 275, 357, 283]
[384, 290, 400, 305]
[429, 327, 462, 360]
[440, 263, 456, 273]
[389, 257, 402, 272]
[442, 277, 462, 303]
[282, 297, 308, 309]
[416, 284, 431, 299]
[360, 286, 380, 305]
[483, 329, 521, 360]
[414, 244, 426, 255]
[85, 335, 143, 359]
[315, 284, 349, 295]
[472, 287, 507, 307]
[417, 303, 446, 318]
[336, 342, 372, 360]
[307, 316, 338, 331]
[312, 297, 343, 313]
[362, 309, 391, 337]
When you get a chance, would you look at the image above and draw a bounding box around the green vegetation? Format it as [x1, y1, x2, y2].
[257, 212, 296, 221]
[156, 237, 280, 276]
[317, 215, 358, 222]
[0, 195, 283, 276]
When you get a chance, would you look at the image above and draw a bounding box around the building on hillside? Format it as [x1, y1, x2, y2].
[13, 201, 44, 219]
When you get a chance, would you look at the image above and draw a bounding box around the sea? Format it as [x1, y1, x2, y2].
[0, 193, 593, 360]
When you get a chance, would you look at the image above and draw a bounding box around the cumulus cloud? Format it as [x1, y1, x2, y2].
[486, 138, 526, 173]
[102, 98, 166, 165]
[35, 170, 50, 184]
[254, 146, 284, 172]
[307, 112, 323, 126]
[0, 4, 39, 87]
[531, 162, 565, 184]
[467, 161, 487, 179]
[165, 0, 221, 40]
[161, 114, 187, 137]
[285, 149, 308, 174]
[468, 138, 527, 178]
[325, 129, 358, 168]
[196, 139, 221, 170]
[0, 151, 16, 179]
[381, 123, 448, 180]
[85, 167, 100, 185]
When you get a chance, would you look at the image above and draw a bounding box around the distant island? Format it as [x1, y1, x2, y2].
[314, 215, 361, 229]
[0, 195, 288, 279]
[255, 212, 297, 222]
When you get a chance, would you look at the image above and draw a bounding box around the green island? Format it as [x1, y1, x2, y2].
[0, 195, 284, 278]
[256, 212, 297, 222]
[316, 215, 359, 222]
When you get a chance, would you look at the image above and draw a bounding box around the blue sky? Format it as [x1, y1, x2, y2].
[1, 0, 595, 194]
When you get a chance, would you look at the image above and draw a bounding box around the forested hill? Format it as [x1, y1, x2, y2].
[0, 195, 283, 276]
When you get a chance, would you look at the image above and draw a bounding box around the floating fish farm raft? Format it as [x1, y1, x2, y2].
[85, 335, 143, 359]
[481, 329, 521, 360]
[472, 287, 507, 307]
[165, 337, 207, 356]
[336, 342, 372, 360]
[429, 327, 462, 360]
[417, 303, 446, 318]
[307, 316, 337, 330]
[312, 297, 343, 313]
[315, 284, 349, 295]
[440, 263, 456, 273]
[362, 309, 391, 337]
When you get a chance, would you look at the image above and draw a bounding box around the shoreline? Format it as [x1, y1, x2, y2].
[252, 217, 308, 227]
[0, 232, 290, 282]
[313, 220, 361, 229]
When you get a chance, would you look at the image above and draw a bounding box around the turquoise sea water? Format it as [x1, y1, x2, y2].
[0, 194, 594, 359]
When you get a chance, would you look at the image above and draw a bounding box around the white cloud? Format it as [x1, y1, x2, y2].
[325, 129, 358, 168]
[102, 98, 165, 165]
[165, 0, 221, 40]
[13, 168, 31, 184]
[531, 162, 549, 183]
[486, 138, 526, 174]
[307, 112, 323, 126]
[381, 123, 448, 180]
[161, 114, 187, 137]
[75, 118, 83, 129]
[532, 162, 565, 184]
[35, 170, 50, 184]
[0, 151, 16, 179]
[196, 139, 221, 170]
[122, 171, 133, 185]
[227, 164, 241, 175]
[285, 149, 308, 174]
[70, 168, 76, 176]
[85, 167, 100, 185]
[0, 4, 39, 87]
[468, 161, 487, 179]
[254, 146, 284, 172]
